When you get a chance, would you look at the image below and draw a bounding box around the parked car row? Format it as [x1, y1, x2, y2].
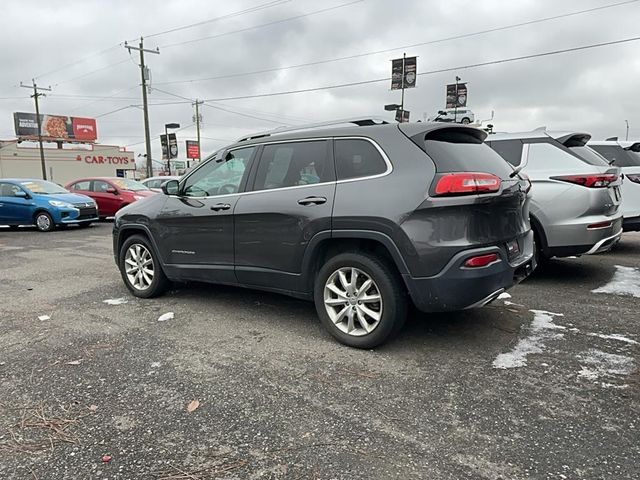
[0, 176, 177, 231]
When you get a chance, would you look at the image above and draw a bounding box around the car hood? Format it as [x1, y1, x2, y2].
[36, 192, 95, 204]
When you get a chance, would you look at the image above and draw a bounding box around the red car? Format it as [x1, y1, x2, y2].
[65, 177, 156, 218]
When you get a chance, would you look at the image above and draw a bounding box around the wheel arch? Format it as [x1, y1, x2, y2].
[117, 224, 166, 266]
[300, 230, 410, 293]
[529, 213, 549, 255]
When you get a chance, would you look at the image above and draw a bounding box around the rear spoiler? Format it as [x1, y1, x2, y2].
[552, 132, 591, 147]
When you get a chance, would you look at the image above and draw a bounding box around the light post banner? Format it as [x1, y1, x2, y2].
[391, 58, 404, 90]
[446, 83, 468, 108]
[160, 133, 178, 160]
[403, 56, 417, 89]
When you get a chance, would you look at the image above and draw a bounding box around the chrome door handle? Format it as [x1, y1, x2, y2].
[210, 203, 231, 211]
[298, 196, 327, 206]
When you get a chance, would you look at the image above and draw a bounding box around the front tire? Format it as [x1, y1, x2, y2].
[119, 234, 169, 298]
[461, 117, 471, 124]
[34, 212, 54, 232]
[314, 252, 407, 348]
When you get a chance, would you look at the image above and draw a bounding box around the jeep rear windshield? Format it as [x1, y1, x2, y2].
[420, 128, 514, 177]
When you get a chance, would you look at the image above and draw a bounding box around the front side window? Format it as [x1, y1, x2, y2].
[92, 180, 112, 193]
[253, 141, 331, 191]
[183, 146, 255, 197]
[0, 182, 22, 197]
[334, 139, 387, 180]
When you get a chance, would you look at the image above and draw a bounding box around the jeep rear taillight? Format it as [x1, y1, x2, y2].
[434, 173, 501, 196]
[551, 174, 618, 188]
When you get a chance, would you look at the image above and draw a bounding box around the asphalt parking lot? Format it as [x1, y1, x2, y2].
[0, 223, 638, 480]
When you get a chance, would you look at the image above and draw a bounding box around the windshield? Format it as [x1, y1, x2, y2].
[20, 180, 68, 194]
[111, 178, 149, 191]
[568, 146, 610, 167]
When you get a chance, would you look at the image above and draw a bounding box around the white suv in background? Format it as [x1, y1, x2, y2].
[429, 108, 475, 124]
[589, 139, 640, 232]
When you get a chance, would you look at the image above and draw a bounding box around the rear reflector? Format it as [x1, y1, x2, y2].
[626, 174, 640, 184]
[551, 174, 618, 188]
[463, 253, 499, 268]
[587, 221, 612, 230]
[434, 172, 501, 196]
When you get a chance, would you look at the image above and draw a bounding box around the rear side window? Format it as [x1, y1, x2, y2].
[253, 140, 332, 191]
[488, 140, 523, 166]
[71, 181, 90, 191]
[568, 146, 610, 167]
[526, 142, 592, 171]
[590, 145, 640, 167]
[421, 129, 513, 176]
[334, 139, 387, 180]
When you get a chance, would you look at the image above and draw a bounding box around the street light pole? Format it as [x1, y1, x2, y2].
[625, 120, 629, 141]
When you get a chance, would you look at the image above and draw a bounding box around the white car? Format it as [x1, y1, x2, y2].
[589, 140, 640, 232]
[428, 108, 475, 124]
[141, 176, 180, 193]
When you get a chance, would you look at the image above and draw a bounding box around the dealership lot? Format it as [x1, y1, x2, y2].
[0, 224, 638, 479]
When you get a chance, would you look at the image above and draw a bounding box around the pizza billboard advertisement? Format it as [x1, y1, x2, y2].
[13, 112, 98, 142]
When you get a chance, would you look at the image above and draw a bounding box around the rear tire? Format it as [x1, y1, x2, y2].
[461, 117, 471, 124]
[314, 252, 407, 348]
[119, 234, 169, 298]
[34, 212, 54, 232]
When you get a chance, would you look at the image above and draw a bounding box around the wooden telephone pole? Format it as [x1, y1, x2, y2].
[20, 80, 51, 180]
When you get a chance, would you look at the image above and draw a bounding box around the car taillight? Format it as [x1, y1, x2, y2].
[463, 253, 499, 268]
[551, 174, 618, 188]
[434, 172, 501, 196]
[626, 174, 640, 184]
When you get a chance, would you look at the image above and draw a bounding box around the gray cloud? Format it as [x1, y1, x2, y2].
[1, 0, 639, 166]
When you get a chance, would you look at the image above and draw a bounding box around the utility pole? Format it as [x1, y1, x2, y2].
[20, 80, 51, 180]
[125, 38, 159, 178]
[192, 99, 204, 162]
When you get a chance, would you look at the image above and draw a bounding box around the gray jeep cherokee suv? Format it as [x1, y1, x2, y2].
[113, 119, 534, 348]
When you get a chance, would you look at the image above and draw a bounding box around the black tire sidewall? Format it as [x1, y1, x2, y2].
[35, 212, 54, 232]
[119, 235, 167, 298]
[314, 252, 406, 349]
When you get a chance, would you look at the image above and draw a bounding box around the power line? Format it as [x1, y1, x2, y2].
[196, 35, 640, 102]
[150, 87, 291, 125]
[160, 0, 365, 49]
[34, 43, 122, 80]
[53, 59, 130, 86]
[155, 0, 640, 86]
[146, 0, 292, 38]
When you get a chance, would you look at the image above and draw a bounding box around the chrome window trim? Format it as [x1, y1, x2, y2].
[170, 136, 393, 200]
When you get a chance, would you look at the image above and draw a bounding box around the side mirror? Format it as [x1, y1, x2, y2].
[14, 191, 28, 198]
[106, 187, 117, 194]
[438, 110, 446, 115]
[162, 179, 180, 196]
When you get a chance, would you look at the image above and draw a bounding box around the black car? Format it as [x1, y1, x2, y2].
[113, 119, 534, 348]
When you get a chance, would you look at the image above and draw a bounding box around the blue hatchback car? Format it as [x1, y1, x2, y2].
[0, 178, 99, 232]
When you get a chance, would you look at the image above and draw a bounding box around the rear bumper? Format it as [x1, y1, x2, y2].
[546, 215, 623, 257]
[623, 216, 640, 232]
[404, 231, 536, 312]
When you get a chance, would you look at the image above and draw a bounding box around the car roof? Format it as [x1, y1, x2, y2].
[230, 121, 487, 149]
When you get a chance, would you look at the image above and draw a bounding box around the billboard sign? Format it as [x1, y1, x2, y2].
[391, 56, 417, 90]
[160, 133, 178, 160]
[186, 140, 200, 159]
[395, 109, 410, 123]
[13, 112, 97, 142]
[446, 83, 468, 109]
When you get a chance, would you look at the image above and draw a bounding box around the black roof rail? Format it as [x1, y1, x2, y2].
[236, 117, 389, 143]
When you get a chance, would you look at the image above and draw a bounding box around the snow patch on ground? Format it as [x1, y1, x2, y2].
[493, 310, 565, 369]
[592, 265, 640, 298]
[497, 292, 511, 300]
[158, 312, 175, 322]
[103, 297, 128, 305]
[587, 333, 638, 345]
[577, 349, 635, 382]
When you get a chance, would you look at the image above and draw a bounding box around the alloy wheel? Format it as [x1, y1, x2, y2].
[124, 244, 154, 291]
[323, 267, 383, 336]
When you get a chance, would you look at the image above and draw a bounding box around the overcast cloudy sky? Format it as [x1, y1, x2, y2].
[1, 0, 639, 165]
